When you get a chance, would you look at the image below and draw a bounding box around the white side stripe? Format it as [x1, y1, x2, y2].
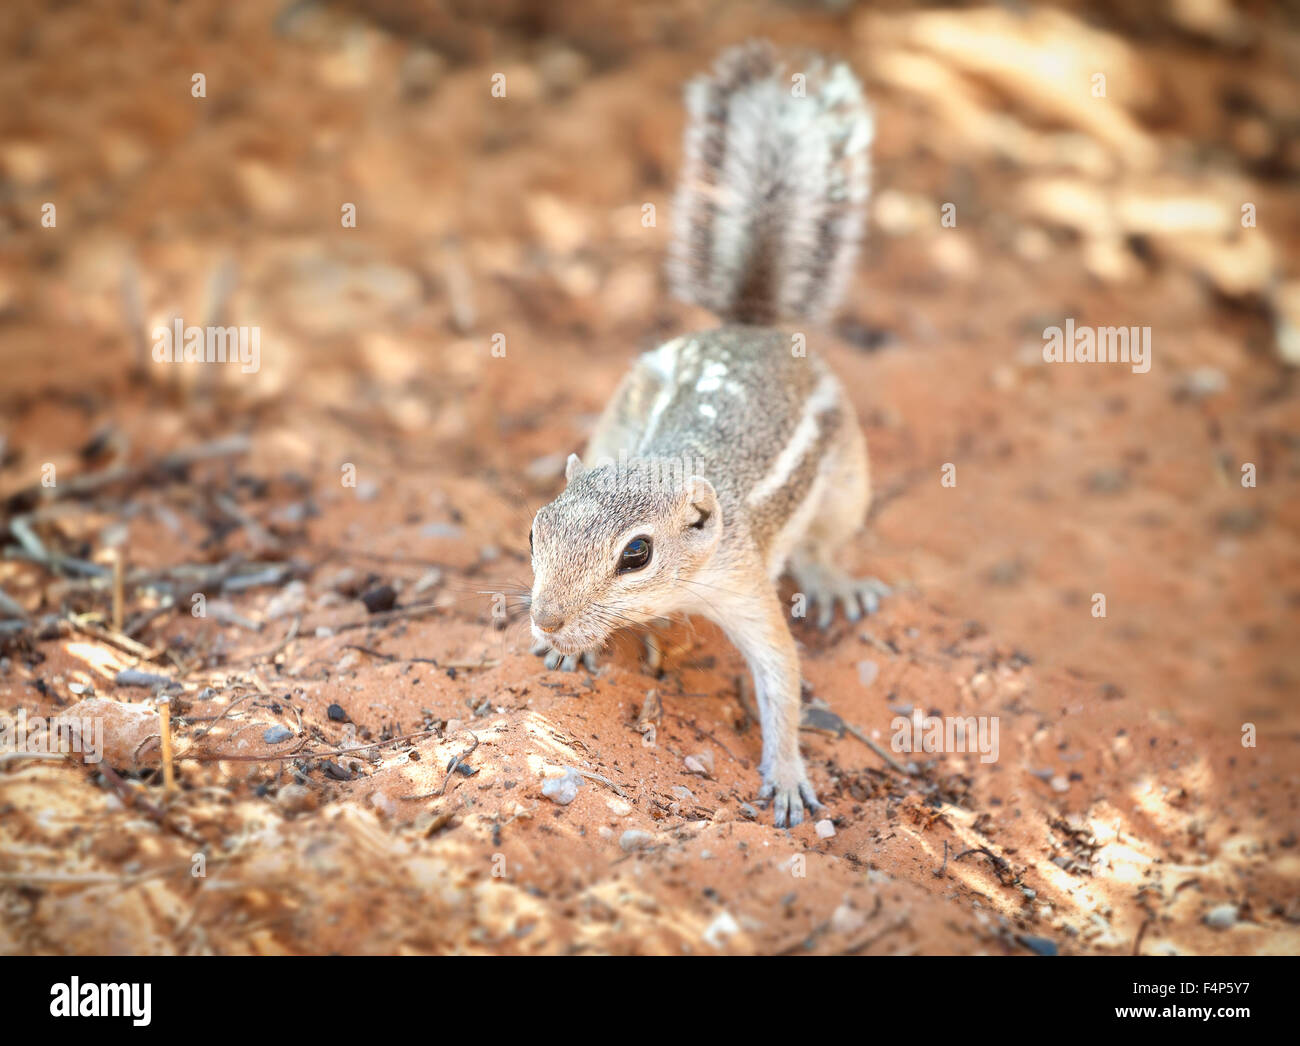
[747, 373, 840, 505]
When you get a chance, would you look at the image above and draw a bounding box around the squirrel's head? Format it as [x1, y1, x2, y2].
[529, 454, 722, 656]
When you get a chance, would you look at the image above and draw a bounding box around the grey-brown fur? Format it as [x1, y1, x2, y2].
[530, 42, 883, 828]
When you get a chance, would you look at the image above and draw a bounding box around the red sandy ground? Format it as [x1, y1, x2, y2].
[0, 0, 1297, 954]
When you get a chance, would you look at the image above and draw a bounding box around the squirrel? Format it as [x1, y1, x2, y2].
[528, 40, 885, 827]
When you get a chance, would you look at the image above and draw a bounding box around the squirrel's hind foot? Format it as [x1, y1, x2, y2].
[530, 638, 599, 673]
[791, 561, 891, 629]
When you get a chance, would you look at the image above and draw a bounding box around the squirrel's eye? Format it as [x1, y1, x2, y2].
[618, 536, 652, 574]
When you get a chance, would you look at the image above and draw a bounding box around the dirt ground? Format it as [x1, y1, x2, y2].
[1, 0, 1298, 955]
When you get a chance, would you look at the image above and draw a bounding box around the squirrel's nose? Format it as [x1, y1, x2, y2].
[532, 606, 565, 634]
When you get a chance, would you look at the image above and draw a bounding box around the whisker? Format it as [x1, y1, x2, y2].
[674, 576, 753, 601]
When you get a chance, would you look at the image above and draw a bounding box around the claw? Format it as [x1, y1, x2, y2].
[794, 565, 890, 628]
[760, 771, 821, 829]
[534, 640, 599, 673]
[774, 790, 791, 828]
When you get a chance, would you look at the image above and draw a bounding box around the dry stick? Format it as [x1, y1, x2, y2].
[331, 602, 442, 633]
[156, 696, 176, 797]
[1132, 916, 1152, 956]
[436, 731, 480, 796]
[189, 690, 257, 732]
[7, 514, 48, 559]
[110, 550, 125, 633]
[953, 845, 1014, 885]
[843, 721, 912, 775]
[67, 615, 161, 660]
[571, 768, 627, 798]
[0, 586, 28, 620]
[843, 914, 911, 955]
[214, 493, 278, 553]
[0, 751, 64, 764]
[126, 595, 176, 639]
[7, 434, 252, 507]
[230, 615, 299, 664]
[179, 727, 438, 763]
[0, 854, 233, 890]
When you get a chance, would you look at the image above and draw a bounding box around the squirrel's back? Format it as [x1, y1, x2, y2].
[668, 40, 873, 328]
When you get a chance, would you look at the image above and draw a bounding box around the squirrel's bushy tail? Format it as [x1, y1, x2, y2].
[668, 40, 873, 327]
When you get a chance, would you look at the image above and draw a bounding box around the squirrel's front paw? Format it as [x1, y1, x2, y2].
[758, 767, 823, 828]
[530, 638, 599, 673]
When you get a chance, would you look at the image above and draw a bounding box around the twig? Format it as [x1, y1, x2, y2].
[953, 845, 1015, 885]
[4, 434, 251, 509]
[843, 914, 910, 955]
[180, 727, 437, 763]
[844, 721, 912, 775]
[571, 768, 627, 798]
[125, 596, 176, 639]
[0, 587, 28, 620]
[156, 696, 176, 796]
[343, 644, 395, 661]
[331, 602, 442, 633]
[230, 615, 299, 664]
[1133, 916, 1152, 956]
[0, 751, 65, 764]
[68, 615, 162, 660]
[437, 731, 480, 795]
[934, 839, 949, 878]
[441, 658, 500, 670]
[110, 550, 125, 633]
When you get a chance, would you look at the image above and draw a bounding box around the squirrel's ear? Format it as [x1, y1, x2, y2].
[679, 476, 722, 549]
[565, 453, 586, 485]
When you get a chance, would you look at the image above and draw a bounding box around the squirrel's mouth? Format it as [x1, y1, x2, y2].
[531, 621, 606, 655]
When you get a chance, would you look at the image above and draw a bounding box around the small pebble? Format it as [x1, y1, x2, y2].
[265, 580, 306, 620]
[830, 902, 865, 935]
[420, 522, 463, 539]
[619, 829, 653, 852]
[114, 668, 173, 689]
[541, 767, 583, 805]
[327, 703, 350, 723]
[702, 910, 740, 948]
[360, 584, 397, 614]
[262, 726, 293, 744]
[814, 819, 836, 839]
[1204, 904, 1238, 930]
